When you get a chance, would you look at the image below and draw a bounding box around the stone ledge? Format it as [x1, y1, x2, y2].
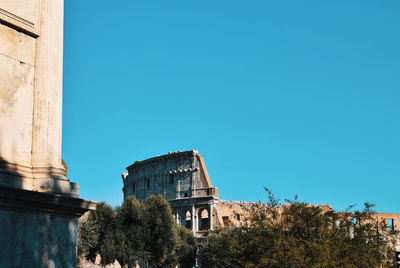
[127, 150, 198, 170]
[0, 186, 97, 217]
[0, 0, 40, 38]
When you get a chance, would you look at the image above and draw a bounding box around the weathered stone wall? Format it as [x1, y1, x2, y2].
[0, 185, 96, 267]
[0, 210, 78, 268]
[0, 0, 40, 35]
[123, 150, 216, 202]
[371, 213, 400, 231]
[0, 1, 97, 267]
[0, 23, 35, 169]
[0, 0, 75, 196]
[123, 151, 218, 237]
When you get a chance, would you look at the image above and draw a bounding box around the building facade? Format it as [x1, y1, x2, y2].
[122, 150, 221, 237]
[122, 150, 400, 242]
[122, 150, 267, 238]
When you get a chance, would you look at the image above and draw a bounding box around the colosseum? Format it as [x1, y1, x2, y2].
[121, 150, 248, 237]
[122, 150, 400, 240]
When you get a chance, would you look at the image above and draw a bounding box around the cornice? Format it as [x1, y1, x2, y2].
[0, 186, 97, 217]
[126, 150, 198, 171]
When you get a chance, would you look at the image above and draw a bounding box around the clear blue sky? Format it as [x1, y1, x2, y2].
[63, 1, 400, 213]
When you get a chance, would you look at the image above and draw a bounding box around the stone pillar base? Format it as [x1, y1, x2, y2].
[0, 159, 79, 197]
[0, 186, 97, 268]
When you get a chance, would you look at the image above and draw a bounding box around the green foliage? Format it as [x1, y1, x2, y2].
[78, 196, 196, 268]
[201, 189, 397, 268]
[175, 226, 197, 268]
[78, 202, 115, 265]
[115, 197, 146, 267]
[142, 195, 177, 267]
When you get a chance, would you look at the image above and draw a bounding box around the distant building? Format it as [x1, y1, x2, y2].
[122, 150, 400, 244]
[122, 150, 246, 237]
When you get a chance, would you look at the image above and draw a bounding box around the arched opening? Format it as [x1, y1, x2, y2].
[198, 208, 209, 231]
[185, 211, 192, 229]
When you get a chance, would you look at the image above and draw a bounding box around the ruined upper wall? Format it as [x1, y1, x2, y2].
[123, 150, 218, 201]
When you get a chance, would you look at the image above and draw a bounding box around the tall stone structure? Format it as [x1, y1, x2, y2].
[122, 150, 245, 238]
[0, 1, 96, 267]
[122, 150, 219, 236]
[122, 150, 400, 246]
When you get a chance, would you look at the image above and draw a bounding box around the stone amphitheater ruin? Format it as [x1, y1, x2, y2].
[122, 150, 400, 241]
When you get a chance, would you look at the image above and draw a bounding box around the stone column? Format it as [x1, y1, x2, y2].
[32, 0, 77, 196]
[198, 209, 203, 231]
[191, 205, 196, 233]
[176, 210, 180, 225]
[32, 0, 63, 172]
[0, 0, 97, 266]
[208, 206, 213, 230]
[177, 178, 181, 199]
[209, 201, 218, 230]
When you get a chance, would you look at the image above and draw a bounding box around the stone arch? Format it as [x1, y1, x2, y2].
[184, 210, 192, 229]
[198, 208, 209, 231]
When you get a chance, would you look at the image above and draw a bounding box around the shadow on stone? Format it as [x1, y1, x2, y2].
[0, 156, 96, 268]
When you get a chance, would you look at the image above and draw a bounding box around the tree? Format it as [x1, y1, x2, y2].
[201, 188, 397, 268]
[142, 194, 178, 267]
[78, 202, 116, 266]
[78, 196, 196, 268]
[115, 196, 146, 268]
[174, 226, 197, 268]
